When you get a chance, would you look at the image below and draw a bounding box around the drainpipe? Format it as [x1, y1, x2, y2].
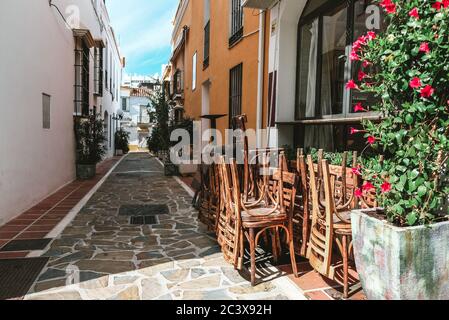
[256, 10, 266, 148]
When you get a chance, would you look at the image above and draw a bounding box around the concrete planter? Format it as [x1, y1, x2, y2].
[164, 162, 179, 176]
[352, 209, 449, 300]
[178, 164, 198, 176]
[76, 164, 96, 180]
[115, 149, 124, 156]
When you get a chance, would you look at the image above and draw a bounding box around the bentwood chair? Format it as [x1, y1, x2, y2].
[230, 154, 299, 286]
[198, 163, 221, 232]
[307, 157, 358, 298]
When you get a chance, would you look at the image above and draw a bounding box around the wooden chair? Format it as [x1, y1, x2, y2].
[307, 156, 358, 298]
[230, 153, 299, 286]
[292, 148, 310, 257]
[216, 156, 241, 266]
[198, 163, 220, 232]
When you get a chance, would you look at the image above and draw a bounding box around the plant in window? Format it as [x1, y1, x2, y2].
[348, 0, 449, 226]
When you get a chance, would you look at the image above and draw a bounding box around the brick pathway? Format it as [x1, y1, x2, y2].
[0, 157, 121, 259]
[24, 153, 306, 300]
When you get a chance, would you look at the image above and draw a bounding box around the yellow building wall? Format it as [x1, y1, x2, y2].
[172, 0, 271, 137]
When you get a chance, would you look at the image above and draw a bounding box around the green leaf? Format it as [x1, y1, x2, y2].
[406, 212, 418, 226]
[418, 185, 427, 197]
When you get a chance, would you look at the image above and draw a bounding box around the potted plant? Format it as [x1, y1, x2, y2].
[75, 113, 107, 180]
[115, 129, 130, 156]
[348, 0, 449, 300]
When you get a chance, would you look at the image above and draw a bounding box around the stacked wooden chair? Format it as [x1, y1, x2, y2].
[234, 153, 299, 286]
[306, 151, 359, 298]
[198, 163, 221, 232]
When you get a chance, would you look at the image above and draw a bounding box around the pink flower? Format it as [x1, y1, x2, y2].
[355, 188, 363, 198]
[419, 42, 430, 54]
[380, 0, 397, 14]
[367, 136, 376, 145]
[358, 70, 367, 81]
[363, 182, 375, 191]
[409, 77, 422, 89]
[409, 8, 420, 19]
[381, 182, 392, 193]
[420, 85, 435, 98]
[367, 31, 376, 41]
[350, 127, 360, 135]
[352, 166, 362, 176]
[346, 80, 359, 90]
[354, 103, 366, 112]
[350, 50, 360, 61]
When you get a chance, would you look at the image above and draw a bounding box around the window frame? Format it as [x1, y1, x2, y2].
[229, 0, 244, 47]
[295, 0, 379, 123]
[74, 38, 90, 117]
[229, 63, 243, 128]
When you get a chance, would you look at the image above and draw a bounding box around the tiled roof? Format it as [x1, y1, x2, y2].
[130, 88, 153, 97]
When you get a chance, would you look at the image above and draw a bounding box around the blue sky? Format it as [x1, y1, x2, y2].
[107, 0, 178, 78]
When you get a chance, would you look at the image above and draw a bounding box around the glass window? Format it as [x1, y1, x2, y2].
[320, 4, 347, 116]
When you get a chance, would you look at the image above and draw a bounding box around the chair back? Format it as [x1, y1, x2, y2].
[216, 156, 241, 267]
[293, 148, 310, 256]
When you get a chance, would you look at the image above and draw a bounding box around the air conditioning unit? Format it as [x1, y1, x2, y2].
[241, 0, 277, 9]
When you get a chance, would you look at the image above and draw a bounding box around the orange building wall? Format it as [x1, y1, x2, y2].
[172, 0, 269, 137]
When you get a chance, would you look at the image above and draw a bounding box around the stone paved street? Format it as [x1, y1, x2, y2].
[25, 153, 305, 300]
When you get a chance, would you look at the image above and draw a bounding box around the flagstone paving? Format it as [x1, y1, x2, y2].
[25, 153, 306, 300]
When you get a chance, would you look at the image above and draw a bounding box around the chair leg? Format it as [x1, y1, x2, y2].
[342, 235, 349, 299]
[271, 229, 279, 264]
[249, 228, 256, 286]
[287, 229, 298, 278]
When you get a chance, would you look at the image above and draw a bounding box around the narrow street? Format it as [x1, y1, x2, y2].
[25, 153, 304, 300]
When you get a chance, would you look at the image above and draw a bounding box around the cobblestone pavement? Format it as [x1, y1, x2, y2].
[25, 153, 305, 300]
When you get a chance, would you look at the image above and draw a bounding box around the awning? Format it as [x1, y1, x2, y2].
[170, 26, 189, 63]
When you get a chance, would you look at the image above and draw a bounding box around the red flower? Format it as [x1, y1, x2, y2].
[363, 182, 375, 191]
[381, 182, 392, 193]
[350, 50, 360, 61]
[350, 127, 360, 135]
[352, 166, 362, 176]
[409, 8, 419, 19]
[367, 136, 376, 145]
[444, 0, 449, 8]
[419, 42, 430, 54]
[420, 85, 435, 98]
[433, 1, 442, 9]
[367, 31, 376, 41]
[409, 77, 422, 89]
[355, 188, 363, 198]
[358, 70, 367, 81]
[346, 80, 359, 90]
[380, 0, 397, 14]
[354, 103, 366, 112]
[363, 60, 371, 68]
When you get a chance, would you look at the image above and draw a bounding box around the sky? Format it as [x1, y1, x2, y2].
[107, 0, 178, 78]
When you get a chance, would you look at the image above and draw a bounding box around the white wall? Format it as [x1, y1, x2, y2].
[0, 0, 122, 226]
[268, 0, 307, 147]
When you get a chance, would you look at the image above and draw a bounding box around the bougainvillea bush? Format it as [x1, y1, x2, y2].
[349, 0, 449, 226]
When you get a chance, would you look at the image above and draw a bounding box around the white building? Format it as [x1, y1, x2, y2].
[120, 86, 155, 150]
[0, 0, 123, 226]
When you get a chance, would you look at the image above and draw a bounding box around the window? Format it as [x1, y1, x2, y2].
[94, 46, 104, 96]
[121, 97, 129, 112]
[229, 0, 243, 46]
[74, 38, 90, 116]
[174, 69, 184, 95]
[229, 63, 243, 127]
[104, 45, 108, 89]
[42, 93, 51, 129]
[204, 0, 211, 68]
[139, 105, 150, 123]
[294, 0, 385, 151]
[192, 52, 197, 91]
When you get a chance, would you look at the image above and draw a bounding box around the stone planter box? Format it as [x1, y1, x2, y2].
[178, 164, 198, 177]
[76, 164, 96, 180]
[352, 209, 449, 300]
[115, 149, 124, 156]
[164, 162, 179, 176]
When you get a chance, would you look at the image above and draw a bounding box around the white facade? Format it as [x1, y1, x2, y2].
[120, 86, 154, 148]
[0, 0, 122, 226]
